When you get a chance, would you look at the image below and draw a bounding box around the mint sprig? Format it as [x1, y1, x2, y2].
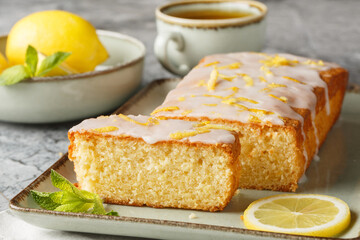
[25, 45, 38, 75]
[31, 170, 118, 216]
[0, 45, 71, 86]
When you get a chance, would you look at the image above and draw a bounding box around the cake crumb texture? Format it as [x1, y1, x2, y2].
[68, 132, 240, 212]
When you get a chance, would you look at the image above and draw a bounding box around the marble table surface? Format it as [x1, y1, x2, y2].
[0, 0, 359, 238]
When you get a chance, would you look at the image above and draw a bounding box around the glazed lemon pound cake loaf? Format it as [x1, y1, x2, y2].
[68, 114, 240, 212]
[153, 52, 348, 192]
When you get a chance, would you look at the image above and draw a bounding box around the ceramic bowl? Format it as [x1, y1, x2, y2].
[0, 30, 145, 123]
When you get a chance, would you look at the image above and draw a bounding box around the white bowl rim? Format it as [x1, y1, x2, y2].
[0, 29, 146, 83]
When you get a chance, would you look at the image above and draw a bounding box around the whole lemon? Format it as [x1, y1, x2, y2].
[0, 52, 8, 73]
[6, 10, 108, 74]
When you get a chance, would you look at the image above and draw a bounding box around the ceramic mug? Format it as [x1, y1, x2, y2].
[154, 0, 267, 76]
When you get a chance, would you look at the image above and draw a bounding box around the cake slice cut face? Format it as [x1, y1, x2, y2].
[68, 115, 240, 212]
[153, 52, 348, 192]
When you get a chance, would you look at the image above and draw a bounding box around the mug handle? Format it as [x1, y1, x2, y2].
[154, 32, 190, 76]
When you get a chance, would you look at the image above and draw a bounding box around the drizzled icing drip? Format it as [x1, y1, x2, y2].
[154, 52, 339, 167]
[69, 115, 236, 145]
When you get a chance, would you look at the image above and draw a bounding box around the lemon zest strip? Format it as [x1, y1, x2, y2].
[150, 106, 179, 116]
[169, 128, 210, 140]
[268, 94, 288, 103]
[207, 68, 219, 91]
[218, 62, 242, 70]
[283, 76, 305, 84]
[92, 126, 119, 133]
[118, 114, 149, 126]
[204, 61, 219, 67]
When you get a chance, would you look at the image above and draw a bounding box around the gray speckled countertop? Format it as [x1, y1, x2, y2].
[0, 0, 359, 238]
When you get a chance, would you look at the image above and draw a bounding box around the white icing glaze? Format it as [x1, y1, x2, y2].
[69, 115, 235, 145]
[156, 53, 336, 124]
[154, 52, 339, 168]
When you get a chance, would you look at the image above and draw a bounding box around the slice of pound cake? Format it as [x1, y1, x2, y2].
[152, 52, 348, 192]
[68, 114, 240, 212]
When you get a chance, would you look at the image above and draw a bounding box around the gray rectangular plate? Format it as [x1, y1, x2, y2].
[9, 78, 360, 240]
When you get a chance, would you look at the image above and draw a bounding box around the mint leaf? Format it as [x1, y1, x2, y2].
[91, 194, 106, 215]
[25, 45, 38, 76]
[0, 46, 72, 86]
[54, 202, 94, 213]
[36, 51, 71, 77]
[80, 189, 96, 199]
[31, 170, 119, 216]
[30, 191, 61, 210]
[54, 191, 93, 205]
[0, 65, 31, 86]
[50, 169, 84, 197]
[106, 210, 119, 216]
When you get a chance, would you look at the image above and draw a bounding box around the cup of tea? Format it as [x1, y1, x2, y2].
[154, 0, 267, 76]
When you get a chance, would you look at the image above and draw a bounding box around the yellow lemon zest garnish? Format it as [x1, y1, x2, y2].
[204, 61, 219, 67]
[181, 110, 193, 116]
[218, 62, 242, 70]
[267, 83, 287, 89]
[150, 106, 179, 116]
[224, 93, 236, 99]
[193, 121, 210, 128]
[147, 117, 160, 125]
[190, 94, 196, 97]
[259, 76, 267, 82]
[227, 86, 239, 92]
[207, 68, 219, 91]
[169, 128, 210, 140]
[248, 115, 262, 123]
[233, 104, 248, 111]
[237, 73, 254, 87]
[196, 79, 207, 87]
[260, 65, 274, 75]
[118, 114, 149, 126]
[198, 124, 238, 132]
[268, 94, 288, 103]
[221, 98, 249, 111]
[219, 74, 236, 81]
[221, 98, 237, 105]
[260, 55, 299, 67]
[280, 96, 288, 102]
[302, 59, 325, 66]
[156, 116, 168, 120]
[178, 96, 186, 101]
[260, 88, 270, 92]
[203, 103, 218, 107]
[203, 94, 224, 99]
[236, 97, 258, 104]
[249, 109, 274, 116]
[92, 126, 118, 133]
[283, 76, 305, 84]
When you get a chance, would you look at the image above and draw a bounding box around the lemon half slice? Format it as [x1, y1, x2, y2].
[243, 194, 351, 237]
